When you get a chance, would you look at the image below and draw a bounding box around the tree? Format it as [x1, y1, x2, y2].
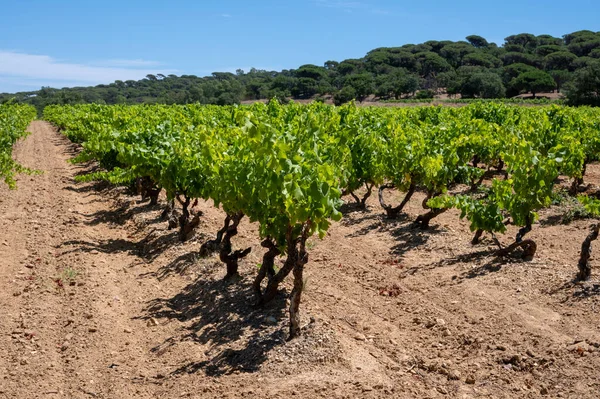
[549, 69, 572, 93]
[505, 44, 526, 53]
[291, 77, 319, 98]
[537, 34, 563, 46]
[544, 51, 577, 71]
[466, 35, 489, 48]
[333, 86, 356, 105]
[572, 57, 597, 69]
[416, 52, 452, 76]
[590, 49, 600, 59]
[295, 64, 328, 80]
[344, 73, 374, 102]
[460, 72, 506, 98]
[337, 59, 363, 75]
[564, 30, 597, 45]
[568, 39, 600, 57]
[536, 45, 564, 57]
[440, 42, 476, 68]
[388, 69, 419, 99]
[513, 70, 556, 97]
[502, 52, 538, 67]
[566, 61, 600, 106]
[436, 70, 460, 95]
[324, 60, 339, 70]
[389, 51, 417, 70]
[462, 52, 502, 68]
[504, 33, 538, 50]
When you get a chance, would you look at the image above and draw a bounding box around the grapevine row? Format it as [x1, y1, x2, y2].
[43, 101, 600, 337]
[0, 104, 37, 188]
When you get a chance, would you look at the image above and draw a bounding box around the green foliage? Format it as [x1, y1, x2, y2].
[577, 195, 600, 218]
[461, 72, 506, 98]
[566, 60, 600, 106]
[512, 70, 556, 97]
[333, 86, 357, 106]
[0, 104, 37, 188]
[415, 90, 435, 99]
[466, 35, 489, 49]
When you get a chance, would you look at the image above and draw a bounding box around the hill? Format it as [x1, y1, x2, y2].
[2, 30, 600, 111]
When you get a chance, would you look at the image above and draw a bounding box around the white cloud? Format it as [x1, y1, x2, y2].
[220, 13, 232, 18]
[0, 51, 176, 92]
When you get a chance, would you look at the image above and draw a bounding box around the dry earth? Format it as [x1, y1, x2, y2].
[1, 121, 599, 398]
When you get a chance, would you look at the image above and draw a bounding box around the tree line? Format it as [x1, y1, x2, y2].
[2, 30, 600, 111]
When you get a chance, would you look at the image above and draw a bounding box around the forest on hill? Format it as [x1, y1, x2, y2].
[2, 30, 600, 111]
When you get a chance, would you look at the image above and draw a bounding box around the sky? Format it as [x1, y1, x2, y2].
[0, 0, 598, 93]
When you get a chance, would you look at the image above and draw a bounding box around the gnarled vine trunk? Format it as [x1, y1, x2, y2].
[253, 223, 311, 339]
[349, 182, 375, 210]
[471, 229, 484, 245]
[161, 199, 178, 229]
[378, 182, 415, 219]
[569, 162, 587, 196]
[219, 212, 252, 279]
[176, 195, 200, 242]
[199, 214, 231, 256]
[253, 238, 281, 304]
[137, 176, 161, 205]
[577, 223, 599, 281]
[495, 216, 536, 260]
[288, 245, 307, 339]
[414, 191, 446, 229]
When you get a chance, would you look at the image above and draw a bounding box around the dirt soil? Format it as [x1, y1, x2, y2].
[1, 121, 600, 399]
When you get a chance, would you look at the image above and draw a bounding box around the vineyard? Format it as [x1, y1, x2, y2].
[42, 101, 600, 336]
[3, 102, 600, 397]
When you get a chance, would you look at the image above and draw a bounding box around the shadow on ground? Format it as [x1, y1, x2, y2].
[140, 276, 288, 376]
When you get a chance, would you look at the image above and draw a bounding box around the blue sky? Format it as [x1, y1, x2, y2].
[0, 0, 598, 93]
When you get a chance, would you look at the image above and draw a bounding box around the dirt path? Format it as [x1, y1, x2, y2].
[1, 122, 600, 398]
[0, 122, 156, 398]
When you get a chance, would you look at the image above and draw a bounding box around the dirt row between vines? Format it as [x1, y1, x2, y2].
[1, 121, 600, 398]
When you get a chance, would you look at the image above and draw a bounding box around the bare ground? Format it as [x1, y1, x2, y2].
[1, 121, 599, 398]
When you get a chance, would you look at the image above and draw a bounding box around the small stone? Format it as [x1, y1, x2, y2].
[448, 370, 461, 380]
[466, 375, 476, 384]
[61, 342, 70, 351]
[147, 318, 159, 327]
[435, 318, 446, 326]
[425, 320, 436, 329]
[265, 316, 277, 324]
[540, 386, 549, 395]
[88, 327, 97, 333]
[124, 328, 132, 334]
[354, 333, 366, 341]
[65, 333, 74, 341]
[90, 250, 99, 255]
[442, 328, 451, 337]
